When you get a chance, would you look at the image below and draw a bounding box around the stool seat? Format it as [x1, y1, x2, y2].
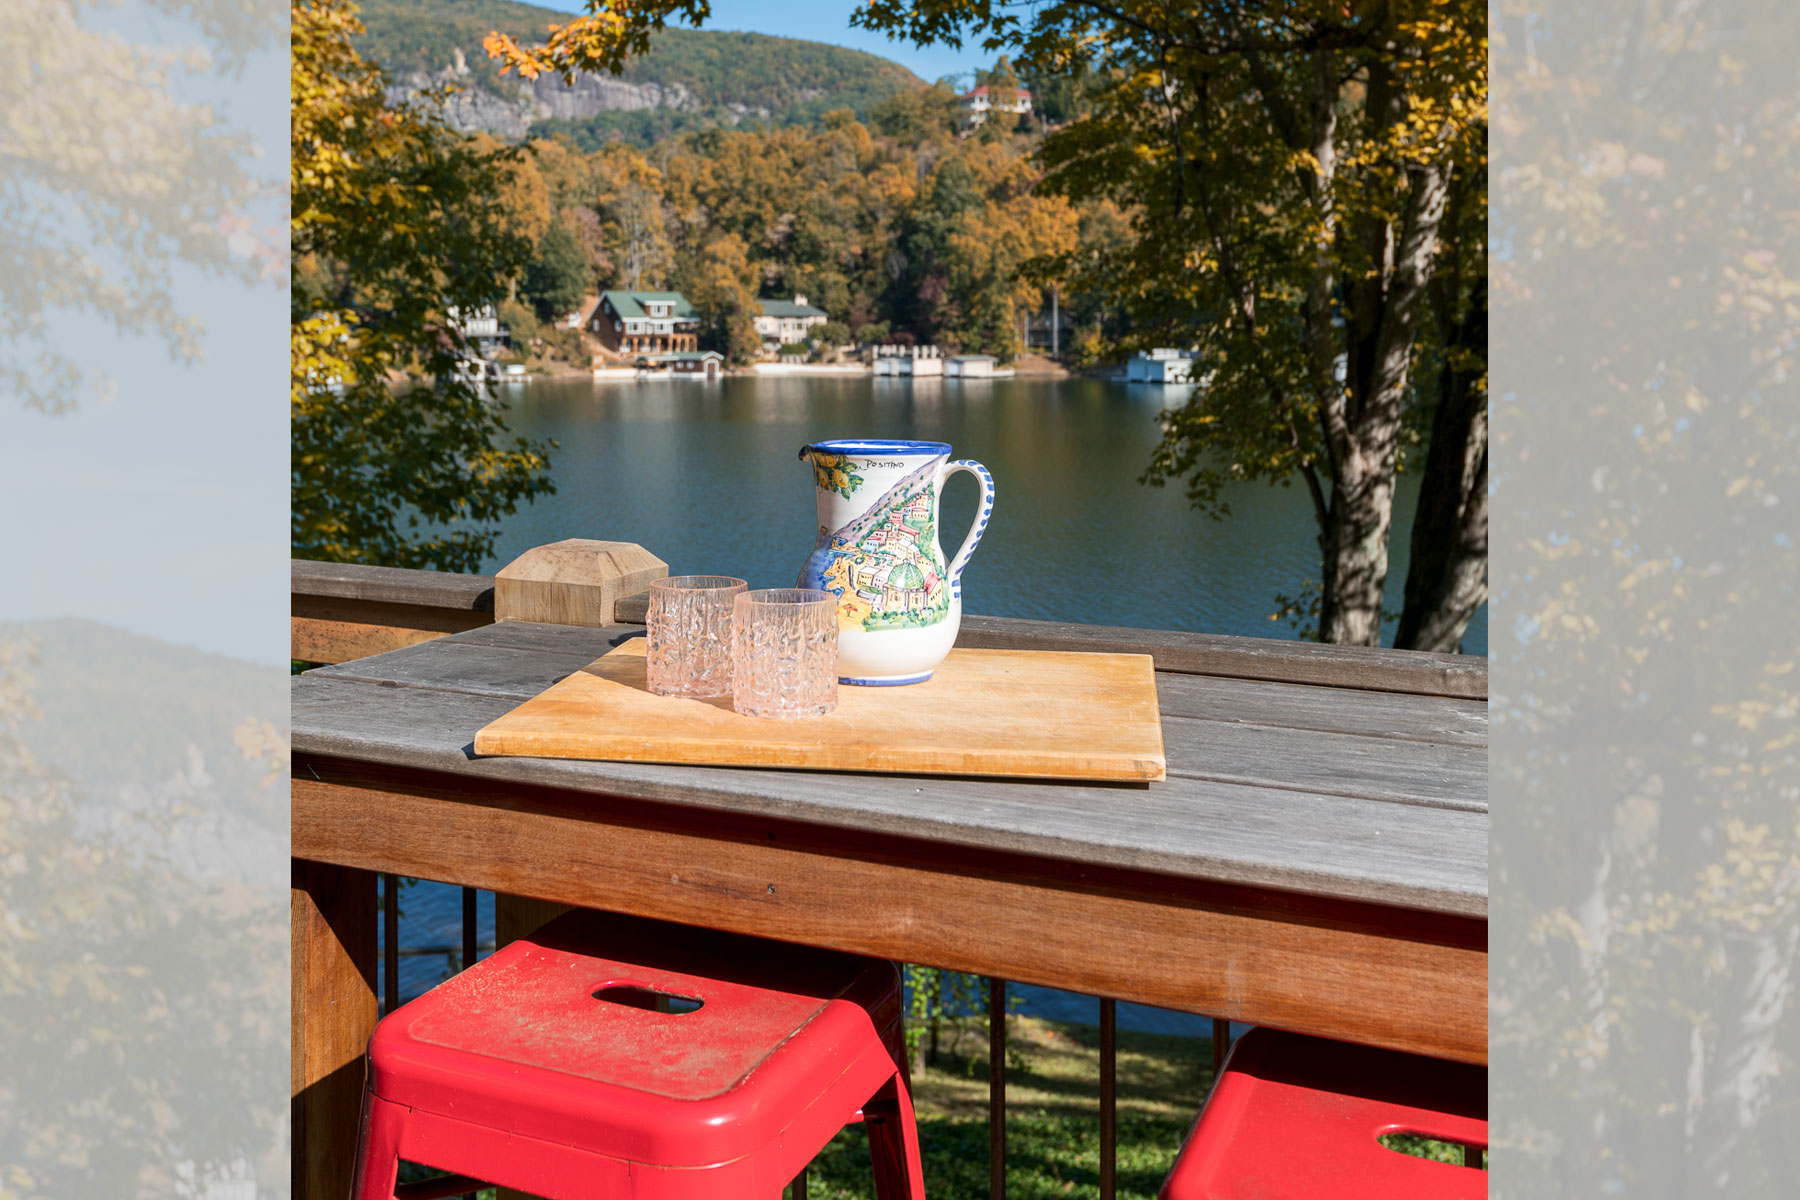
[353, 910, 923, 1199]
[1161, 1027, 1487, 1200]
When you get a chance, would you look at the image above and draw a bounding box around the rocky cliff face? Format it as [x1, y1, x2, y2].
[386, 46, 764, 139]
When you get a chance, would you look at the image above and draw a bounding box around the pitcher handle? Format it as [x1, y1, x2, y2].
[940, 459, 995, 602]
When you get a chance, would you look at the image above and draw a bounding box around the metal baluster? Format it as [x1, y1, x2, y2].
[461, 887, 479, 1200]
[382, 873, 399, 1015]
[461, 887, 477, 971]
[1211, 1017, 1230, 1084]
[1099, 997, 1116, 1200]
[989, 977, 1006, 1200]
[792, 1166, 807, 1199]
[927, 979, 939, 1068]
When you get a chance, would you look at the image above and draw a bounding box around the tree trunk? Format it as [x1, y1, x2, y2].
[1317, 154, 1452, 646]
[1318, 454, 1395, 645]
[1395, 292, 1488, 652]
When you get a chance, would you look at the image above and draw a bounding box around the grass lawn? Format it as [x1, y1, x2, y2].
[794, 1015, 1212, 1200]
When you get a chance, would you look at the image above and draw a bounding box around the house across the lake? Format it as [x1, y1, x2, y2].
[754, 295, 829, 350]
[945, 354, 1008, 378]
[590, 291, 700, 355]
[1125, 349, 1201, 384]
[638, 350, 724, 380]
[449, 303, 510, 358]
[961, 84, 1032, 125]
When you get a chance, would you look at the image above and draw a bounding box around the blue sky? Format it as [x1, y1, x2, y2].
[532, 0, 993, 86]
[0, 39, 289, 667]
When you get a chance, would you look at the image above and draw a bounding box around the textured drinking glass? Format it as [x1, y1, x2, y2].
[731, 589, 839, 718]
[646, 576, 748, 698]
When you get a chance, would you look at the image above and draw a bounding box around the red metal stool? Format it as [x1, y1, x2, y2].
[1161, 1027, 1487, 1200]
[351, 909, 925, 1200]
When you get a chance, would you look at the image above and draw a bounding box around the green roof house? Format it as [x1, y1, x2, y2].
[590, 290, 700, 356]
[754, 294, 829, 349]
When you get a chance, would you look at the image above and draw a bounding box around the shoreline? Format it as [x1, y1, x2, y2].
[509, 355, 1099, 382]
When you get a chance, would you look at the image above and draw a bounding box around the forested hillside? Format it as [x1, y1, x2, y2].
[359, 0, 925, 143]
[437, 87, 1122, 363]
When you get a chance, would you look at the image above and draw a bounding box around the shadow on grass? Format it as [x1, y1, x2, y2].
[804, 1112, 1189, 1200]
[801, 1016, 1211, 1200]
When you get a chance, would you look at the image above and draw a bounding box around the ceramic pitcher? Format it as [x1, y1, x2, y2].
[797, 439, 995, 685]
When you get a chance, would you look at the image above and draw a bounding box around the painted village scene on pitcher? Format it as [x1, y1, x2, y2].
[804, 450, 951, 633]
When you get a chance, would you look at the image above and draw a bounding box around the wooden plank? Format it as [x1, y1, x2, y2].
[472, 642, 1167, 783]
[292, 859, 378, 1200]
[345, 624, 1490, 752]
[309, 627, 1483, 812]
[1163, 716, 1487, 813]
[496, 893, 572, 947]
[293, 674, 1488, 917]
[292, 566, 498, 664]
[956, 615, 1486, 699]
[441, 621, 641, 656]
[295, 563, 1482, 698]
[1155, 672, 1487, 748]
[292, 759, 1489, 1065]
[616, 590, 650, 624]
[293, 560, 496, 611]
[292, 616, 456, 665]
[294, 596, 498, 636]
[309, 634, 629, 700]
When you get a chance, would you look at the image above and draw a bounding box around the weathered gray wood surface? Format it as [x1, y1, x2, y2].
[957, 615, 1485, 698]
[295, 621, 1488, 917]
[1155, 672, 1486, 746]
[292, 559, 495, 612]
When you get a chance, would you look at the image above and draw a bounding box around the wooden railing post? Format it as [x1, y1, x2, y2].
[494, 539, 666, 627]
[292, 860, 377, 1200]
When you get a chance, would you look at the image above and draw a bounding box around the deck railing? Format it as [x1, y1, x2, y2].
[293, 556, 1483, 1198]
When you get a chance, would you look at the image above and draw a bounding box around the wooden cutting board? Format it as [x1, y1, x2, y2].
[473, 640, 1166, 782]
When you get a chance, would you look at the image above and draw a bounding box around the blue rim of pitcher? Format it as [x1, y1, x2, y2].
[841, 671, 934, 686]
[801, 439, 951, 458]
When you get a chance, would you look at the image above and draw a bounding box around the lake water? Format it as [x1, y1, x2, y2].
[386, 374, 1487, 1035]
[481, 375, 1487, 649]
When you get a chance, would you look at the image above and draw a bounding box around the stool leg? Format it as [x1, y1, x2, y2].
[351, 1089, 409, 1200]
[865, 1074, 926, 1200]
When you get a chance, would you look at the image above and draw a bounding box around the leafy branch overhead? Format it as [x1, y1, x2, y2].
[292, 0, 555, 572]
[853, 0, 1487, 650]
[483, 0, 715, 82]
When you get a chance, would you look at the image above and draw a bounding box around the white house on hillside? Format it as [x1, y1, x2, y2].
[961, 84, 1032, 126]
[448, 303, 510, 358]
[754, 295, 829, 349]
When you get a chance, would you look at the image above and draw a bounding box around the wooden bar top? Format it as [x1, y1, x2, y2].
[292, 619, 1487, 918]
